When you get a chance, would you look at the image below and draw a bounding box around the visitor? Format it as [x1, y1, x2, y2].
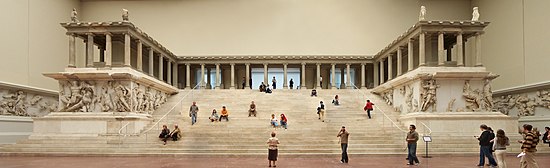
[289, 78, 294, 89]
[406, 124, 420, 165]
[159, 125, 170, 145]
[219, 106, 229, 122]
[259, 82, 266, 92]
[337, 125, 349, 163]
[248, 101, 257, 117]
[318, 101, 325, 122]
[320, 75, 323, 88]
[280, 114, 288, 130]
[518, 124, 540, 168]
[311, 89, 317, 97]
[270, 114, 279, 128]
[476, 124, 498, 167]
[170, 124, 181, 141]
[189, 102, 199, 125]
[332, 95, 340, 106]
[242, 77, 246, 89]
[267, 131, 280, 167]
[542, 127, 550, 147]
[265, 85, 273, 94]
[272, 76, 277, 89]
[493, 129, 509, 168]
[249, 78, 252, 89]
[209, 109, 219, 122]
[363, 100, 374, 119]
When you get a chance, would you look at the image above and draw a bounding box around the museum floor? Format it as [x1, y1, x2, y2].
[1, 155, 549, 168]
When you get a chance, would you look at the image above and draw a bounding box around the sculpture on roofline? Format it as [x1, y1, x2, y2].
[419, 6, 426, 21]
[472, 7, 480, 21]
[122, 9, 129, 21]
[71, 8, 78, 22]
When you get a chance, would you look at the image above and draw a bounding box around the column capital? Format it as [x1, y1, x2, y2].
[360, 63, 366, 66]
[331, 63, 336, 66]
[316, 63, 321, 66]
[408, 38, 415, 42]
[438, 31, 445, 35]
[301, 62, 306, 66]
[185, 63, 191, 66]
[135, 39, 141, 43]
[283, 63, 288, 66]
[230, 63, 235, 66]
[103, 32, 112, 36]
[85, 32, 94, 36]
[245, 63, 250, 66]
[263, 63, 268, 66]
[346, 63, 350, 66]
[456, 31, 463, 35]
[200, 63, 205, 66]
[398, 46, 405, 50]
[215, 63, 220, 66]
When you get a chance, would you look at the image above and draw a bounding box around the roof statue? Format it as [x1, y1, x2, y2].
[122, 9, 129, 21]
[419, 6, 426, 21]
[71, 8, 78, 22]
[472, 7, 480, 21]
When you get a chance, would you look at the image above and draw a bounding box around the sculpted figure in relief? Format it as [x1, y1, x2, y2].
[482, 79, 494, 111]
[405, 85, 413, 113]
[98, 84, 114, 112]
[419, 6, 426, 21]
[133, 84, 145, 112]
[471, 7, 480, 21]
[383, 91, 393, 106]
[420, 79, 439, 112]
[114, 85, 131, 112]
[515, 95, 535, 116]
[122, 9, 129, 21]
[71, 8, 78, 22]
[462, 80, 482, 111]
[446, 98, 456, 112]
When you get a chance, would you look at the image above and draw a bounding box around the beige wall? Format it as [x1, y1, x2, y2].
[80, 0, 471, 56]
[0, 0, 81, 90]
[474, 0, 550, 90]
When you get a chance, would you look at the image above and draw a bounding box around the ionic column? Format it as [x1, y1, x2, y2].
[68, 34, 76, 67]
[167, 60, 172, 85]
[124, 33, 131, 67]
[300, 62, 306, 89]
[346, 63, 351, 89]
[374, 62, 379, 87]
[173, 63, 178, 88]
[200, 64, 205, 88]
[159, 55, 164, 81]
[215, 63, 220, 89]
[207, 68, 211, 89]
[86, 33, 94, 67]
[475, 33, 483, 67]
[316, 63, 321, 89]
[407, 39, 414, 71]
[397, 47, 403, 76]
[340, 67, 345, 88]
[263, 63, 268, 85]
[148, 49, 154, 76]
[331, 63, 336, 89]
[456, 33, 464, 67]
[419, 32, 426, 66]
[230, 63, 235, 89]
[245, 63, 250, 89]
[361, 63, 366, 89]
[185, 63, 191, 89]
[380, 59, 385, 84]
[438, 32, 445, 66]
[137, 40, 143, 71]
[105, 33, 112, 67]
[388, 55, 393, 80]
[283, 63, 288, 89]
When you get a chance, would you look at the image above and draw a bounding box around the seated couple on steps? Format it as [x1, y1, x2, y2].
[159, 124, 181, 145]
[270, 113, 288, 130]
[209, 106, 229, 122]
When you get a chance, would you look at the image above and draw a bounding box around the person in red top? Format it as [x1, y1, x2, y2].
[280, 114, 288, 130]
[363, 100, 374, 119]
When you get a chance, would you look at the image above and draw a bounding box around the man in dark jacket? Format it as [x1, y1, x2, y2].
[476, 124, 497, 167]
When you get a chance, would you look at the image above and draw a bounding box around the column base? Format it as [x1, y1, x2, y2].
[331, 86, 337, 90]
[283, 85, 288, 89]
[300, 86, 306, 89]
[230, 86, 235, 89]
[185, 86, 191, 90]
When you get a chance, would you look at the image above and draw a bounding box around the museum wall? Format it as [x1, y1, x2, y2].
[0, 0, 82, 90]
[475, 0, 550, 90]
[80, 0, 471, 56]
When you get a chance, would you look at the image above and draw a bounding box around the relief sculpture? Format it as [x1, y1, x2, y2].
[492, 89, 550, 116]
[0, 90, 57, 117]
[420, 79, 439, 112]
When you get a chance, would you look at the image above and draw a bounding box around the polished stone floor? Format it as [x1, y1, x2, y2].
[1, 155, 549, 168]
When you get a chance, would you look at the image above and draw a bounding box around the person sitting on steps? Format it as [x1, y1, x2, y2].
[169, 124, 181, 141]
[311, 89, 317, 97]
[280, 114, 288, 130]
[332, 95, 340, 106]
[270, 114, 279, 128]
[219, 106, 229, 122]
[249, 101, 257, 117]
[159, 125, 170, 145]
[265, 85, 273, 94]
[259, 82, 266, 92]
[209, 109, 219, 122]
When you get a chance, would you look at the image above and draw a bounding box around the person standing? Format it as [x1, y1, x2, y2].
[189, 102, 199, 125]
[542, 127, 550, 147]
[242, 77, 246, 89]
[320, 75, 323, 88]
[337, 126, 350, 163]
[289, 78, 294, 89]
[248, 101, 257, 117]
[518, 124, 540, 168]
[493, 129, 509, 168]
[272, 76, 277, 89]
[476, 124, 498, 167]
[318, 101, 325, 122]
[267, 131, 280, 167]
[406, 125, 420, 165]
[363, 100, 374, 119]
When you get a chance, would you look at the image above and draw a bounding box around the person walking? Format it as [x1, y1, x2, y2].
[267, 131, 280, 167]
[337, 126, 350, 163]
[493, 129, 509, 168]
[476, 124, 498, 168]
[363, 100, 374, 119]
[518, 124, 540, 168]
[272, 76, 277, 89]
[406, 124, 420, 165]
[289, 78, 294, 89]
[318, 101, 325, 122]
[189, 102, 199, 125]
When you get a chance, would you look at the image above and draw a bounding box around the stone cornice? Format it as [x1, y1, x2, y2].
[374, 20, 490, 62]
[493, 80, 550, 96]
[0, 81, 58, 97]
[176, 55, 374, 64]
